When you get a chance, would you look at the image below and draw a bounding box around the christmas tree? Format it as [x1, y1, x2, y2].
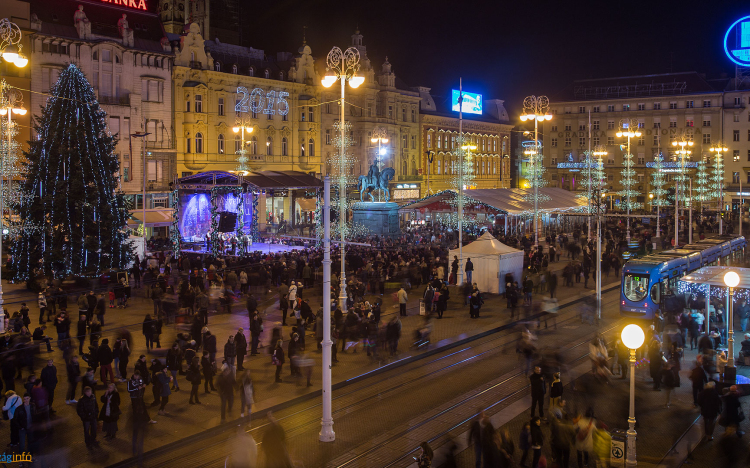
[650, 152, 670, 208]
[12, 64, 131, 280]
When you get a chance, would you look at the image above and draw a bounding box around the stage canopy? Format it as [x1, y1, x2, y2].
[400, 188, 588, 215]
[178, 170, 323, 190]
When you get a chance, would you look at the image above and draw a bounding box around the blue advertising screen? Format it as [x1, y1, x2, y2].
[451, 90, 482, 115]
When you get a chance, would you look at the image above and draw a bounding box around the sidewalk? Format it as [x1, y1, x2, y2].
[0, 261, 617, 467]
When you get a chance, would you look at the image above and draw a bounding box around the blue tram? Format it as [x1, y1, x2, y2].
[620, 236, 746, 319]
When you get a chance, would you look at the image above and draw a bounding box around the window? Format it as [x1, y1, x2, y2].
[109, 116, 120, 138]
[279, 71, 284, 80]
[593, 137, 600, 146]
[550, 157, 557, 165]
[232, 64, 238, 74]
[218, 98, 224, 116]
[578, 125, 586, 131]
[250, 136, 258, 154]
[653, 121, 661, 128]
[638, 103, 645, 111]
[146, 160, 163, 183]
[195, 133, 203, 153]
[686, 119, 694, 127]
[607, 136, 614, 145]
[564, 125, 572, 131]
[735, 114, 740, 123]
[623, 104, 630, 111]
[411, 109, 416, 123]
[637, 155, 645, 165]
[703, 133, 711, 144]
[248, 68, 254, 77]
[235, 135, 241, 153]
[437, 160, 441, 175]
[402, 107, 407, 121]
[579, 137, 585, 146]
[564, 137, 571, 147]
[607, 105, 615, 112]
[308, 107, 314, 122]
[325, 129, 331, 145]
[592, 106, 600, 113]
[437, 135, 442, 149]
[734, 130, 741, 142]
[638, 121, 645, 128]
[185, 100, 190, 112]
[669, 102, 677, 109]
[102, 49, 111, 62]
[735, 97, 742, 106]
[735, 150, 741, 161]
[653, 135, 660, 146]
[607, 157, 615, 165]
[551, 138, 557, 147]
[579, 106, 586, 113]
[282, 138, 288, 156]
[195, 95, 202, 113]
[669, 119, 677, 128]
[551, 125, 558, 132]
[607, 120, 615, 130]
[308, 139, 315, 156]
[427, 133, 432, 148]
[653, 102, 661, 110]
[402, 134, 408, 148]
[747, 149, 750, 162]
[186, 137, 191, 153]
[703, 119, 711, 127]
[411, 135, 416, 149]
[214, 61, 221, 72]
[218, 134, 225, 154]
[592, 120, 600, 130]
[300, 110, 305, 122]
[686, 100, 694, 108]
[146, 121, 157, 141]
[267, 111, 272, 120]
[748, 129, 750, 142]
[264, 70, 270, 79]
[266, 137, 273, 155]
[703, 100, 711, 108]
[638, 137, 645, 146]
[733, 172, 740, 183]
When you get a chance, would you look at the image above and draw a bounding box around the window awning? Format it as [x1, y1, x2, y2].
[128, 209, 174, 228]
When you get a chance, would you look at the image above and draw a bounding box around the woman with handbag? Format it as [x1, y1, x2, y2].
[99, 383, 121, 439]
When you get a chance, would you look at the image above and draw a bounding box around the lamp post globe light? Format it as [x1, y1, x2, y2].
[724, 270, 740, 381]
[615, 118, 642, 242]
[671, 134, 694, 248]
[709, 145, 728, 234]
[371, 127, 388, 202]
[0, 19, 28, 68]
[319, 45, 364, 443]
[621, 323, 645, 468]
[519, 95, 552, 248]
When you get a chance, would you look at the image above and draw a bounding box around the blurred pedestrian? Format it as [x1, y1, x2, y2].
[99, 382, 121, 440]
[698, 381, 722, 441]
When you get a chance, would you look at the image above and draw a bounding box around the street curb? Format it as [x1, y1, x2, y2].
[106, 281, 621, 468]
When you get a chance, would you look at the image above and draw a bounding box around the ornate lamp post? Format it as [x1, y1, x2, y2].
[616, 118, 641, 242]
[370, 127, 388, 202]
[724, 270, 740, 381]
[520, 96, 552, 248]
[232, 112, 254, 175]
[0, 19, 28, 67]
[319, 45, 364, 443]
[671, 135, 693, 247]
[710, 145, 727, 234]
[621, 324, 645, 468]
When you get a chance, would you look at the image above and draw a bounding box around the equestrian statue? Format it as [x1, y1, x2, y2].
[357, 163, 396, 202]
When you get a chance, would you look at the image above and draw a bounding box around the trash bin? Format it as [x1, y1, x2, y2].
[419, 299, 425, 316]
[610, 429, 627, 468]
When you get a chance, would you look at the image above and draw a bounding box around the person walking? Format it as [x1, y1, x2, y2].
[239, 372, 254, 419]
[397, 287, 408, 316]
[217, 364, 235, 421]
[250, 311, 263, 356]
[3, 391, 23, 447]
[468, 409, 485, 468]
[698, 381, 722, 441]
[76, 315, 87, 355]
[530, 416, 544, 468]
[41, 359, 58, 412]
[272, 340, 285, 383]
[142, 314, 156, 352]
[77, 386, 99, 448]
[97, 338, 115, 386]
[66, 355, 81, 405]
[99, 383, 121, 440]
[529, 366, 546, 419]
[201, 351, 216, 393]
[574, 408, 596, 468]
[235, 328, 248, 370]
[156, 367, 172, 415]
[186, 356, 202, 405]
[204, 330, 217, 365]
[166, 343, 182, 392]
[224, 335, 237, 369]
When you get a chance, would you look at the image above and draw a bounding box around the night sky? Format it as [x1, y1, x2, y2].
[247, 0, 750, 112]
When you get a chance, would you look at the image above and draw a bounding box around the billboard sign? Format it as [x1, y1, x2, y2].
[725, 16, 750, 67]
[451, 90, 482, 115]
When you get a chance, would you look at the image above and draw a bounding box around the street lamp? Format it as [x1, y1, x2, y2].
[520, 95, 552, 248]
[371, 127, 388, 201]
[621, 323, 645, 468]
[710, 146, 728, 234]
[232, 120, 254, 176]
[592, 146, 606, 320]
[0, 19, 28, 68]
[320, 45, 364, 443]
[671, 136, 694, 248]
[724, 270, 740, 381]
[616, 118, 642, 242]
[0, 82, 26, 334]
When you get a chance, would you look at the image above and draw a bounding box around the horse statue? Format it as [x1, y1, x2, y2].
[358, 165, 396, 202]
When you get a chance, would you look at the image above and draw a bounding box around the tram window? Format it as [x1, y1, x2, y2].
[624, 274, 649, 302]
[650, 283, 661, 303]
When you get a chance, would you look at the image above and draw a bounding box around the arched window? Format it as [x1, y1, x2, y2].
[250, 136, 257, 154]
[279, 71, 284, 80]
[218, 134, 225, 154]
[266, 137, 273, 155]
[232, 64, 238, 74]
[214, 61, 221, 72]
[411, 157, 417, 176]
[264, 69, 270, 79]
[234, 135, 241, 153]
[308, 139, 315, 157]
[195, 133, 203, 153]
[401, 160, 407, 176]
[248, 67, 254, 77]
[281, 137, 288, 156]
[436, 158, 442, 175]
[437, 135, 442, 149]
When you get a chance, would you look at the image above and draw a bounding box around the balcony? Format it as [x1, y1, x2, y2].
[99, 95, 130, 106]
[146, 140, 176, 150]
[189, 61, 203, 70]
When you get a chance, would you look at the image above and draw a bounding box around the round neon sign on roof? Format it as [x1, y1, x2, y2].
[724, 15, 750, 67]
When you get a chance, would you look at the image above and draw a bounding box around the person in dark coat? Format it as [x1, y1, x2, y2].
[201, 351, 216, 393]
[530, 416, 545, 468]
[690, 361, 709, 406]
[40, 359, 58, 411]
[76, 315, 88, 354]
[77, 386, 99, 448]
[99, 382, 121, 439]
[529, 366, 546, 419]
[698, 381, 722, 441]
[234, 329, 248, 370]
[648, 339, 664, 390]
[273, 340, 285, 383]
[250, 311, 263, 356]
[479, 416, 496, 468]
[216, 364, 235, 421]
[721, 385, 744, 436]
[187, 356, 202, 404]
[204, 330, 217, 365]
[468, 409, 485, 468]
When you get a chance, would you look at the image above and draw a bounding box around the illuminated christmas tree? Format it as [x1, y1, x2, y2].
[650, 153, 670, 208]
[619, 150, 642, 210]
[694, 157, 711, 205]
[12, 64, 131, 279]
[711, 151, 725, 208]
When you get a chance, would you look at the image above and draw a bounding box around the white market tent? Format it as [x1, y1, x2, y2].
[449, 231, 524, 294]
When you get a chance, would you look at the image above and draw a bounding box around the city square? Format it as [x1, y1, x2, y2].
[2, 0, 750, 467]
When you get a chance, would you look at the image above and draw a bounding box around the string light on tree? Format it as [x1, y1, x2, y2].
[694, 156, 711, 205]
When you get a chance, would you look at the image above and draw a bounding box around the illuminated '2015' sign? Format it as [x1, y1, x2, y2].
[725, 16, 750, 67]
[235, 87, 289, 116]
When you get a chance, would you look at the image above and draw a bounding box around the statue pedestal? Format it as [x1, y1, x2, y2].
[351, 202, 400, 238]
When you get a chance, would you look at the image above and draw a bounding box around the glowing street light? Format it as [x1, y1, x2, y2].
[671, 135, 694, 247]
[232, 118, 254, 176]
[519, 95, 552, 247]
[724, 270, 740, 381]
[616, 118, 641, 241]
[0, 19, 28, 68]
[621, 323, 645, 468]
